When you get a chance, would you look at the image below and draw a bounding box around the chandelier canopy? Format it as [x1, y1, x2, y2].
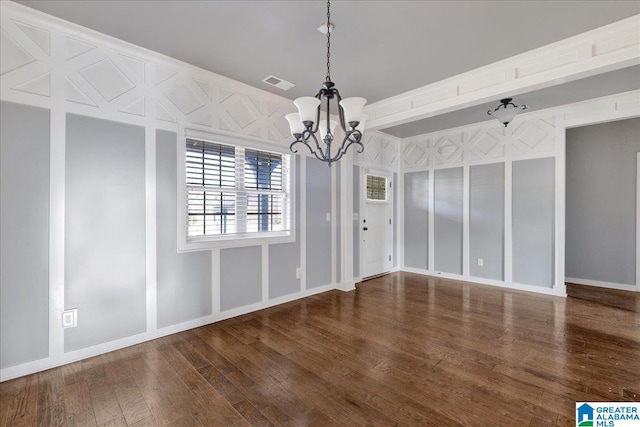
[286, 1, 367, 166]
[487, 98, 529, 127]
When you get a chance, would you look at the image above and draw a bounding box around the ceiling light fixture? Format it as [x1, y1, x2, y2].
[487, 98, 529, 127]
[285, 0, 367, 167]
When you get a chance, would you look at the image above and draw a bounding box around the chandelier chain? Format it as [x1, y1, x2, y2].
[326, 0, 331, 81]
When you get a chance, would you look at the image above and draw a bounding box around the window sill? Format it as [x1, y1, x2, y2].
[177, 231, 295, 252]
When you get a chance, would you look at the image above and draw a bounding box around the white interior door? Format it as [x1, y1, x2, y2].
[361, 171, 392, 279]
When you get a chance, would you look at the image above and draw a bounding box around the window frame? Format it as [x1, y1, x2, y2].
[365, 173, 390, 204]
[177, 126, 295, 252]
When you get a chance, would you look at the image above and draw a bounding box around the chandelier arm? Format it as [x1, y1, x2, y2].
[339, 133, 365, 156]
[310, 143, 329, 163]
[290, 138, 315, 157]
[292, 138, 328, 163]
[321, 142, 344, 165]
[333, 88, 348, 132]
[322, 132, 361, 165]
[289, 139, 301, 154]
[304, 128, 326, 157]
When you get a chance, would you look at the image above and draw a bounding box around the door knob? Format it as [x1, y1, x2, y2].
[363, 227, 368, 231]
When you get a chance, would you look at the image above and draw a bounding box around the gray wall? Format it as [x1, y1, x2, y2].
[434, 167, 463, 274]
[220, 246, 262, 311]
[512, 157, 555, 288]
[566, 118, 639, 286]
[1, 102, 50, 368]
[403, 171, 429, 270]
[469, 163, 504, 281]
[64, 114, 146, 352]
[269, 156, 301, 299]
[156, 130, 212, 328]
[306, 159, 332, 288]
[353, 165, 360, 278]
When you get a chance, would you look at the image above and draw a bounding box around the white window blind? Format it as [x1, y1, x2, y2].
[186, 138, 290, 241]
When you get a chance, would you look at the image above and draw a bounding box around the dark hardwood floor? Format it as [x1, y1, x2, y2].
[566, 282, 640, 312]
[2, 272, 639, 426]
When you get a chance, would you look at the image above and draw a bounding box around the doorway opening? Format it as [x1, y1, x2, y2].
[564, 117, 640, 293]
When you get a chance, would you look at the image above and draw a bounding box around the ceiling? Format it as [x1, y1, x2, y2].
[16, 0, 640, 136]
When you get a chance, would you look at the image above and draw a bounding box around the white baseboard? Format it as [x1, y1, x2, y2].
[401, 267, 567, 297]
[337, 280, 356, 292]
[565, 277, 638, 292]
[0, 283, 335, 382]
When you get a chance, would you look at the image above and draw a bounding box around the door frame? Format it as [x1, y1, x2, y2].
[359, 167, 394, 279]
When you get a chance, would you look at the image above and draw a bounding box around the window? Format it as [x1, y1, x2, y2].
[366, 174, 388, 201]
[186, 139, 237, 237]
[179, 130, 293, 250]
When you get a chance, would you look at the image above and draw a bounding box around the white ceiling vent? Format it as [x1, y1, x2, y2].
[262, 75, 295, 91]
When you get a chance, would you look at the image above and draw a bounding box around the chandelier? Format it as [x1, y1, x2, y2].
[487, 98, 529, 127]
[285, 1, 367, 166]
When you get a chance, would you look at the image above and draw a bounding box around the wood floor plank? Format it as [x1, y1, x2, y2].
[2, 272, 639, 426]
[35, 369, 65, 427]
[88, 385, 124, 426]
[103, 355, 152, 425]
[63, 381, 92, 419]
[3, 374, 38, 427]
[65, 411, 96, 427]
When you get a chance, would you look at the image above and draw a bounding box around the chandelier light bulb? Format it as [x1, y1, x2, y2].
[285, 113, 305, 136]
[339, 97, 367, 127]
[319, 119, 338, 141]
[355, 113, 368, 133]
[294, 97, 321, 125]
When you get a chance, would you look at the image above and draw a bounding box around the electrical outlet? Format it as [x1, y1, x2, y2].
[353, 213, 359, 221]
[477, 258, 484, 267]
[62, 308, 77, 328]
[325, 213, 331, 221]
[296, 267, 302, 279]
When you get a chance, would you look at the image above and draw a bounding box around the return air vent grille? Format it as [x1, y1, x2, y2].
[262, 75, 295, 90]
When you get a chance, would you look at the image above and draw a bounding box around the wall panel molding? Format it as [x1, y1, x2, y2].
[399, 90, 640, 300]
[0, 1, 295, 146]
[402, 90, 640, 171]
[354, 130, 401, 170]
